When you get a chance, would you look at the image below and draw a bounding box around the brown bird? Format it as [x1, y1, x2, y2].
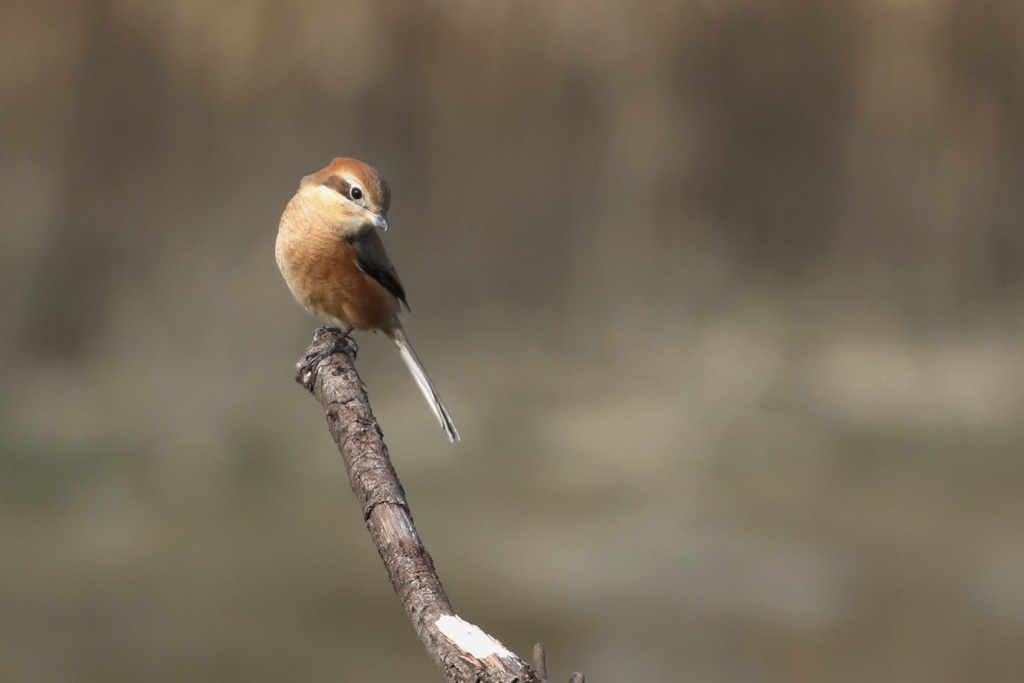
[275, 157, 459, 442]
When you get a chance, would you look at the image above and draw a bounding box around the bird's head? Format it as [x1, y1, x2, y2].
[300, 157, 391, 232]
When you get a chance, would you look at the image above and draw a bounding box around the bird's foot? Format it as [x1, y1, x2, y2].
[298, 327, 357, 389]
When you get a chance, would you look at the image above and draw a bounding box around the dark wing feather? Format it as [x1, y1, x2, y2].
[348, 229, 410, 310]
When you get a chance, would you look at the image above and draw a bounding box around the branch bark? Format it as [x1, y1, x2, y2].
[294, 327, 580, 683]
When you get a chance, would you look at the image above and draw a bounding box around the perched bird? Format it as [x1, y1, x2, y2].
[276, 157, 459, 442]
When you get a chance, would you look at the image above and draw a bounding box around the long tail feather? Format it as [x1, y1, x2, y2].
[392, 325, 460, 442]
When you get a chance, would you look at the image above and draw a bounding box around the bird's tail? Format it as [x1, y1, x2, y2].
[391, 325, 460, 442]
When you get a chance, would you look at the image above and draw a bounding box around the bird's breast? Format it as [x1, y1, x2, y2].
[276, 202, 397, 332]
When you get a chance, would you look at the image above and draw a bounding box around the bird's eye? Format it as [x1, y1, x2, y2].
[350, 186, 363, 201]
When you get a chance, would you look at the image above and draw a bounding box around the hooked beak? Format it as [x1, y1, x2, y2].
[367, 210, 389, 231]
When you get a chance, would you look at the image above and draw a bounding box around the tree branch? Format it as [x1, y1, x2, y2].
[294, 327, 582, 683]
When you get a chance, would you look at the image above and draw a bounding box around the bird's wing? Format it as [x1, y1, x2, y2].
[349, 228, 410, 310]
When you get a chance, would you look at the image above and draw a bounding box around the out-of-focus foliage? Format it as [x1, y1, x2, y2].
[2, 1, 1023, 681]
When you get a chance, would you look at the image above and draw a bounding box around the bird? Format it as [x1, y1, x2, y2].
[275, 157, 460, 442]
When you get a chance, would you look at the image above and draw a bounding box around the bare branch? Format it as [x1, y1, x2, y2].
[295, 327, 570, 683]
[533, 643, 548, 679]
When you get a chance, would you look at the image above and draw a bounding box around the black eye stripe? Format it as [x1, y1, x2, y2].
[323, 175, 366, 202]
[322, 175, 351, 197]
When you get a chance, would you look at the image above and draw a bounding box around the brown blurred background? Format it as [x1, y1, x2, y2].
[2, 0, 1023, 681]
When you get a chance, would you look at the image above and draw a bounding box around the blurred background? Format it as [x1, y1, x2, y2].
[2, 0, 1023, 681]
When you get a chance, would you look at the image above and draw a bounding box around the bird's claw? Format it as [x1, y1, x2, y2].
[297, 327, 357, 389]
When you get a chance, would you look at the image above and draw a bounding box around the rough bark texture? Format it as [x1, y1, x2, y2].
[295, 327, 578, 683]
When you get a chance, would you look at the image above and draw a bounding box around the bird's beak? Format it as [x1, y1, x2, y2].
[368, 210, 389, 231]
